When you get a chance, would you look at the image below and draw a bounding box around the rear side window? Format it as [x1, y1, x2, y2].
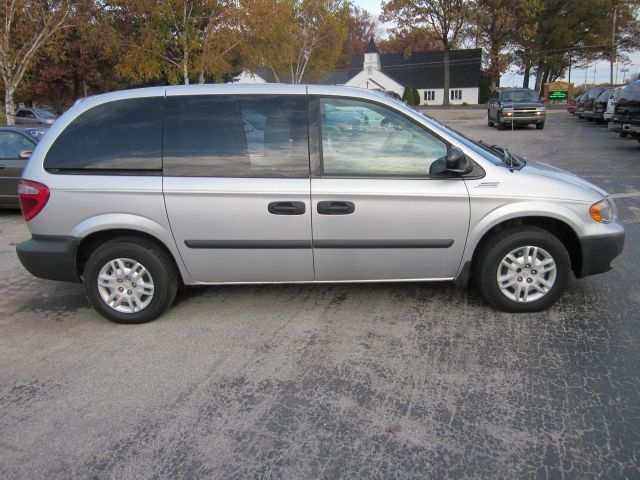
[163, 95, 309, 177]
[44, 97, 162, 172]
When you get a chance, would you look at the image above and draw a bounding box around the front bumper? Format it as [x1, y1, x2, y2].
[500, 114, 546, 124]
[578, 231, 625, 278]
[16, 235, 81, 282]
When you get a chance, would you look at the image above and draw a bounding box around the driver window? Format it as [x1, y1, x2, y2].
[319, 98, 447, 176]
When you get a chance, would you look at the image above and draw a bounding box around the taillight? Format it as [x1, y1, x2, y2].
[18, 180, 50, 221]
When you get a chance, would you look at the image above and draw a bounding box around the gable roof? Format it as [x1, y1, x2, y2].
[320, 48, 482, 89]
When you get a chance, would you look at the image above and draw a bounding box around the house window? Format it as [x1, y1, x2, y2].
[450, 89, 463, 101]
[424, 90, 435, 101]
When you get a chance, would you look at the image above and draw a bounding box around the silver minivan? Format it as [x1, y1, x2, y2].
[16, 85, 624, 323]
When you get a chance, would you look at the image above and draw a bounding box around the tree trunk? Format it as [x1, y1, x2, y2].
[183, 50, 190, 85]
[198, 71, 205, 84]
[489, 76, 498, 92]
[540, 66, 551, 97]
[5, 86, 15, 125]
[523, 64, 531, 88]
[443, 50, 450, 106]
[533, 62, 544, 92]
[489, 44, 500, 91]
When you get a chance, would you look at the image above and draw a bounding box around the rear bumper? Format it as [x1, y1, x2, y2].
[16, 235, 81, 282]
[578, 231, 625, 278]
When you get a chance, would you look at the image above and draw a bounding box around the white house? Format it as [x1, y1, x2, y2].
[231, 70, 267, 84]
[321, 39, 481, 106]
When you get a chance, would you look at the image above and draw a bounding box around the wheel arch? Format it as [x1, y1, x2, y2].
[76, 229, 187, 285]
[468, 216, 582, 278]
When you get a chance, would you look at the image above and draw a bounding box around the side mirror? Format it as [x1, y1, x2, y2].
[18, 150, 32, 160]
[445, 147, 472, 174]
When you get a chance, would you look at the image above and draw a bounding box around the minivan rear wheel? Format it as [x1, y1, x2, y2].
[83, 238, 177, 323]
[475, 226, 571, 312]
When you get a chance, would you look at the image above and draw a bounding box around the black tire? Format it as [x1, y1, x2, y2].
[620, 132, 628, 138]
[487, 112, 493, 127]
[474, 226, 571, 313]
[497, 114, 505, 130]
[83, 237, 178, 324]
[536, 122, 545, 130]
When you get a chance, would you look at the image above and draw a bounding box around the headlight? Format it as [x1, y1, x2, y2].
[589, 198, 616, 223]
[501, 107, 513, 113]
[536, 107, 546, 111]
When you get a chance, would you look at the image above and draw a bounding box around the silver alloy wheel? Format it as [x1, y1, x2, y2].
[97, 258, 155, 313]
[496, 246, 557, 303]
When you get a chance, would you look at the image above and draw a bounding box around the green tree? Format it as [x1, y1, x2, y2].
[512, 0, 640, 93]
[0, 0, 71, 124]
[402, 85, 420, 105]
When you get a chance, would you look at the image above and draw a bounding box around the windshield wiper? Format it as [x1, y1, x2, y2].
[478, 140, 525, 170]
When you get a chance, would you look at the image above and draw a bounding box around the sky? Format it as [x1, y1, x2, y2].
[353, 0, 640, 87]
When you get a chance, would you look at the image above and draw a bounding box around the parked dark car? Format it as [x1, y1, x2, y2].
[581, 86, 606, 120]
[608, 80, 640, 141]
[593, 87, 616, 123]
[575, 91, 589, 118]
[567, 92, 582, 115]
[487, 88, 546, 130]
[0, 127, 46, 208]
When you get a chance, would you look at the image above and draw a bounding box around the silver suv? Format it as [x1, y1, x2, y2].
[16, 85, 624, 323]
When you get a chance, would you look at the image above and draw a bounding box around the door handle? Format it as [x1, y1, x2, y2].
[317, 201, 355, 215]
[268, 201, 306, 215]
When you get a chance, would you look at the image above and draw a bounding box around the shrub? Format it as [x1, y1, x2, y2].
[402, 85, 420, 106]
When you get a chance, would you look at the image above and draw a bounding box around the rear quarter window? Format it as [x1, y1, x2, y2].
[44, 97, 162, 173]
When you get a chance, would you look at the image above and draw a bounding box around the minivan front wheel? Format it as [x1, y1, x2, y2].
[475, 226, 571, 312]
[83, 238, 177, 323]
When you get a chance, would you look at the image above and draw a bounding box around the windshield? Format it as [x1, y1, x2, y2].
[596, 89, 612, 102]
[619, 81, 640, 102]
[415, 110, 504, 165]
[500, 90, 539, 103]
[34, 109, 56, 118]
[588, 87, 604, 99]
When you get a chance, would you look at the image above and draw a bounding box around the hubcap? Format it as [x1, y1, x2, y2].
[496, 246, 557, 303]
[97, 258, 154, 313]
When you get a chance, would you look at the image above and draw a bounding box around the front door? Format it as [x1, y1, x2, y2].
[310, 96, 470, 281]
[162, 90, 314, 283]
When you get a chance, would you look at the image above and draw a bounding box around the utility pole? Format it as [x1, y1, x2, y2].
[568, 55, 572, 83]
[610, 5, 617, 84]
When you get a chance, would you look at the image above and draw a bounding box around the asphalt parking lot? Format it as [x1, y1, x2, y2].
[1, 110, 639, 479]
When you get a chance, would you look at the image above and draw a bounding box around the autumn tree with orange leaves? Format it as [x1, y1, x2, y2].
[0, 0, 71, 124]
